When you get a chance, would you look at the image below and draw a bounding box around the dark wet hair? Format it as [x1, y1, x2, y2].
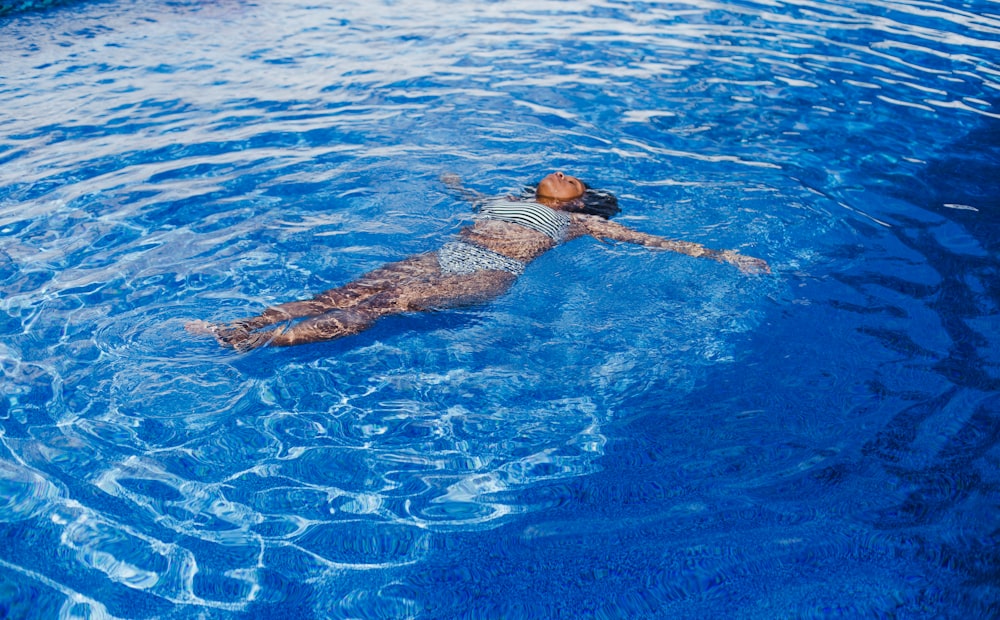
[523, 182, 621, 219]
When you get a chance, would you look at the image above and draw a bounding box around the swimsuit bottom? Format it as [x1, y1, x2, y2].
[437, 241, 525, 276]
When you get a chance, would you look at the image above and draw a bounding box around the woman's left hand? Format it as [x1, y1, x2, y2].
[720, 250, 771, 275]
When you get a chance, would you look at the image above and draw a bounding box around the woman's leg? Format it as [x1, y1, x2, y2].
[239, 254, 442, 328]
[187, 253, 440, 341]
[229, 266, 517, 349]
[225, 308, 375, 350]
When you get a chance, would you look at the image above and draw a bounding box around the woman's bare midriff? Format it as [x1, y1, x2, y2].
[458, 219, 558, 262]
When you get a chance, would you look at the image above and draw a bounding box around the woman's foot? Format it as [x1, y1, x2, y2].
[185, 320, 262, 350]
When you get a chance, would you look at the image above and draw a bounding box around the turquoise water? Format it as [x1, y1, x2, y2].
[1, 0, 998, 618]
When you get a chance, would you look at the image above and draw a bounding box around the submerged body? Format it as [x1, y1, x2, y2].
[187, 172, 769, 350]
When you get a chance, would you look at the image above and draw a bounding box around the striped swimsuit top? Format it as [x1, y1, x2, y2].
[476, 200, 572, 243]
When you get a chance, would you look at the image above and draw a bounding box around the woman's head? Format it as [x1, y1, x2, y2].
[537, 171, 585, 202]
[533, 171, 620, 219]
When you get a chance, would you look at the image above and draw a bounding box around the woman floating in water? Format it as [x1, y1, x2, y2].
[187, 171, 769, 350]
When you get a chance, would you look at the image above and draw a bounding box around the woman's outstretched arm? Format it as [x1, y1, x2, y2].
[571, 214, 770, 275]
[440, 174, 488, 204]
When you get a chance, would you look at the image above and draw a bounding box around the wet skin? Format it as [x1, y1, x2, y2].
[187, 172, 769, 350]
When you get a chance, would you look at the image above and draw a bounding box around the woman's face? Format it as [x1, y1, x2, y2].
[536, 171, 585, 203]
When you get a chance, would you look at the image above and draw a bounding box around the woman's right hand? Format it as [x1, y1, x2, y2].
[440, 173, 462, 188]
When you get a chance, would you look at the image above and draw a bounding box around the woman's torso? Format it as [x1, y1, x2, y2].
[458, 200, 573, 263]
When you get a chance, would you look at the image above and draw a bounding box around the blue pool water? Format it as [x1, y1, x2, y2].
[1, 0, 999, 617]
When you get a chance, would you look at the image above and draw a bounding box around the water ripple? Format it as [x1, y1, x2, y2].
[0, 459, 62, 523]
[1, 0, 997, 616]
